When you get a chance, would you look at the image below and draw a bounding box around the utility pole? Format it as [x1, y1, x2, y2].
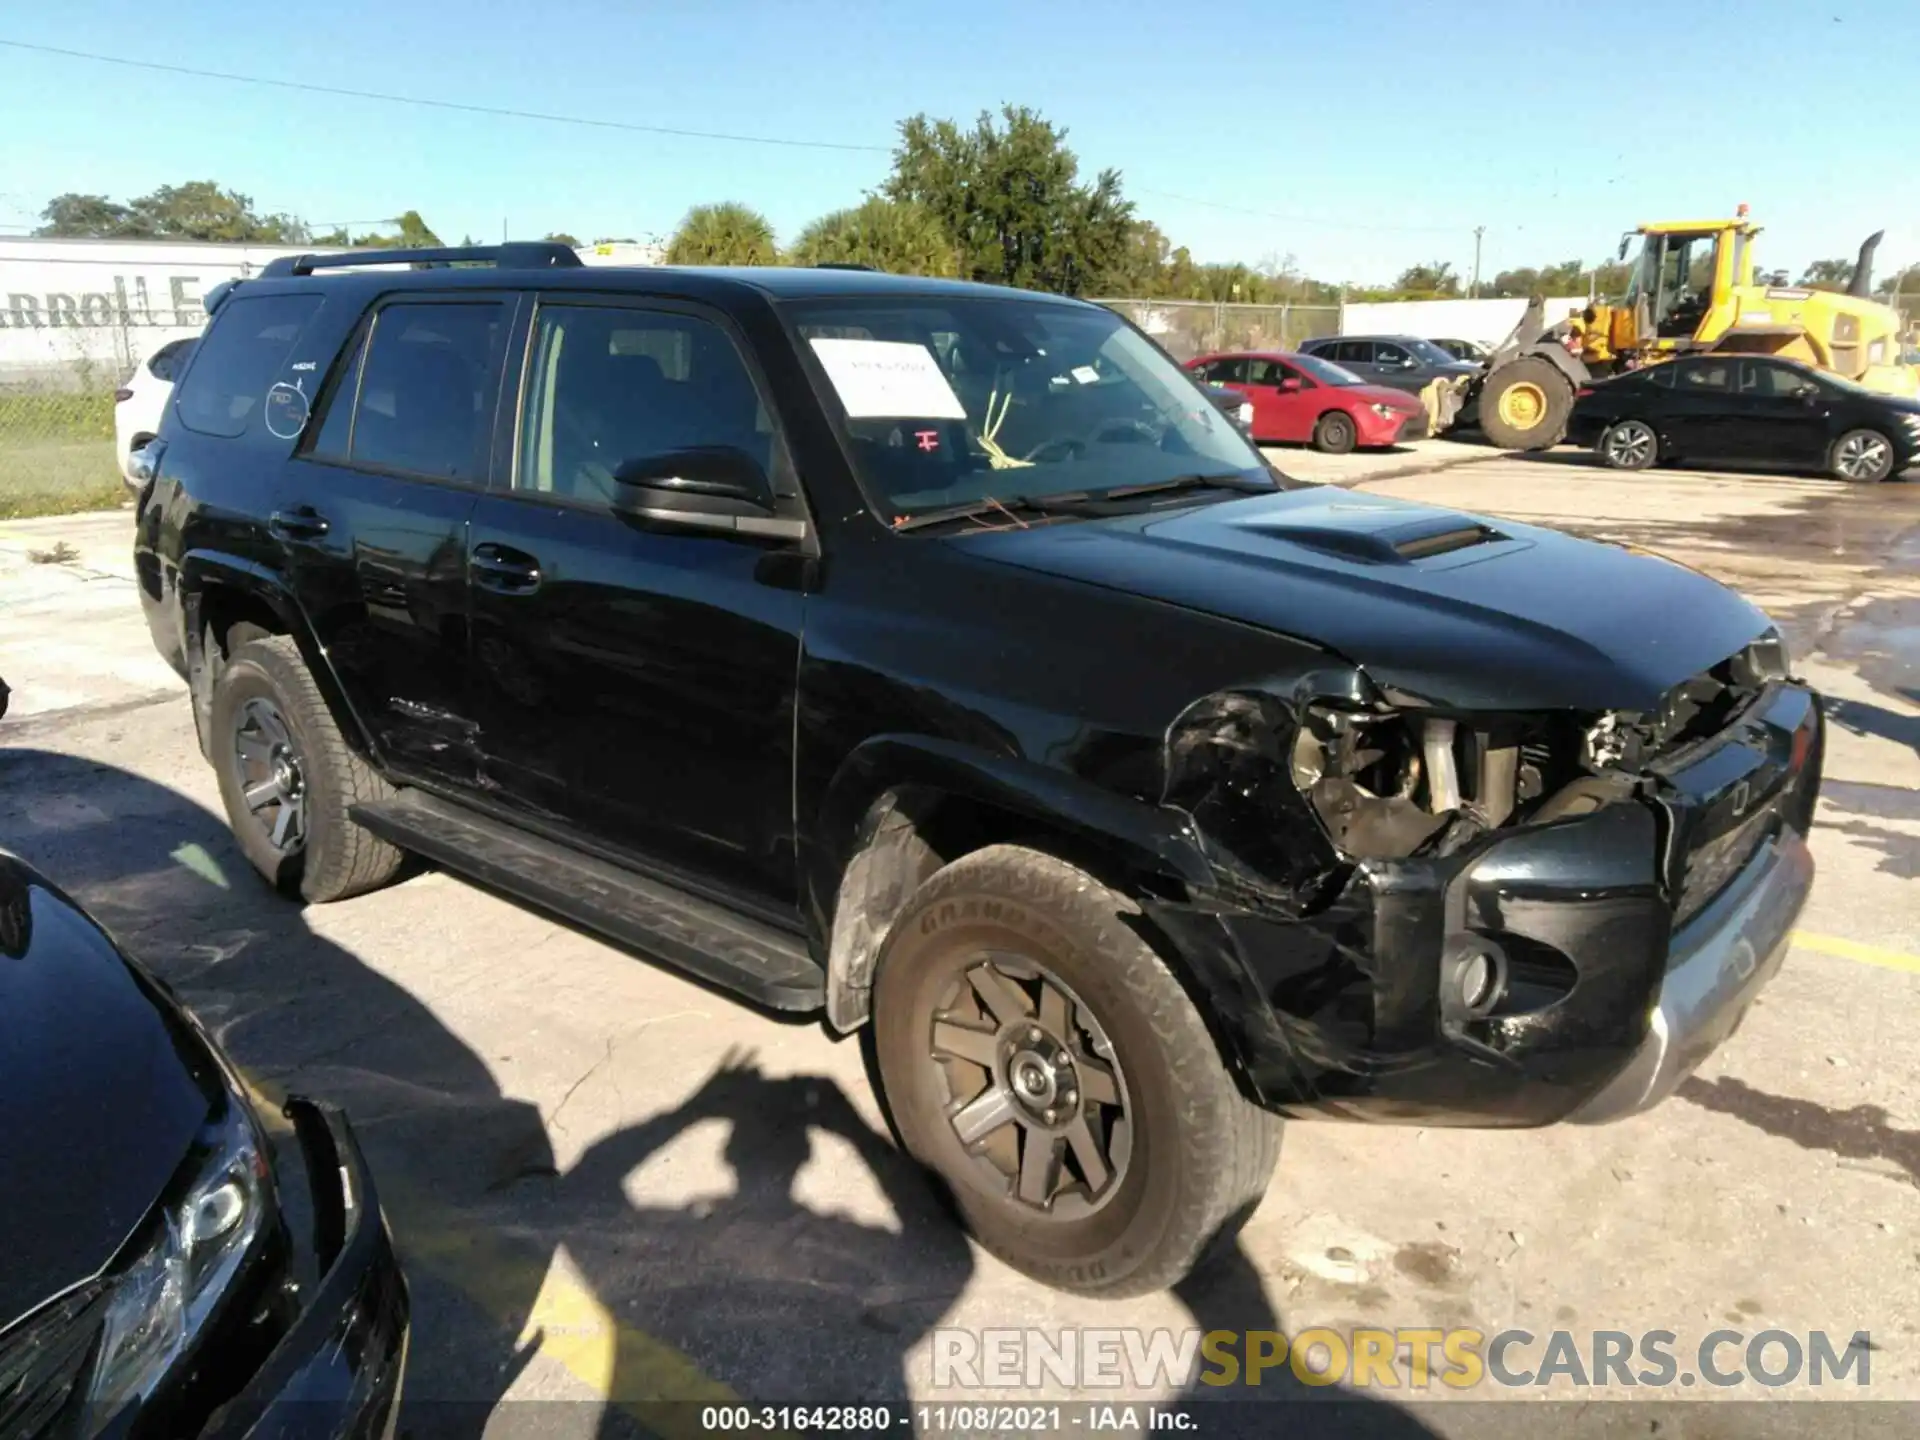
[1471, 226, 1485, 298]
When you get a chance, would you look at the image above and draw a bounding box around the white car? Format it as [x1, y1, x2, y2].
[114, 338, 196, 488]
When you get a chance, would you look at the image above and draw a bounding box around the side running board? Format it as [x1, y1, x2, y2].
[350, 791, 825, 1012]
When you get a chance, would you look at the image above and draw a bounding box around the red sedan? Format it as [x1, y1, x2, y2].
[1187, 350, 1427, 452]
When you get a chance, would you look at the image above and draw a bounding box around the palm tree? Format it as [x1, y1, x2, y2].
[665, 203, 778, 266]
[788, 197, 960, 277]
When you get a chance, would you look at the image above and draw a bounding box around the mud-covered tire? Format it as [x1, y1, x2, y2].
[210, 635, 403, 903]
[1480, 356, 1574, 450]
[871, 844, 1283, 1298]
[1829, 428, 1896, 483]
[1312, 411, 1358, 454]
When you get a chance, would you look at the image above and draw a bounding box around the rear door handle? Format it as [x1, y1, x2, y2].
[269, 506, 330, 541]
[470, 543, 541, 595]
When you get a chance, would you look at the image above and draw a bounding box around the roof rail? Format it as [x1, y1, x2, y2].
[260, 242, 585, 278]
[813, 262, 880, 272]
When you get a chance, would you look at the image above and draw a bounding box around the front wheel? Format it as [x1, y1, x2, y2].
[1479, 357, 1573, 450]
[1598, 418, 1658, 470]
[1312, 411, 1357, 454]
[1830, 428, 1896, 483]
[871, 845, 1282, 1298]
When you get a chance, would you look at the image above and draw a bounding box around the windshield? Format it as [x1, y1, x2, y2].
[1405, 338, 1461, 366]
[1290, 352, 1364, 387]
[785, 297, 1270, 523]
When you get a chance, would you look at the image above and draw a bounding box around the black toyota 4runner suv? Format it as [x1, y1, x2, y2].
[136, 245, 1823, 1298]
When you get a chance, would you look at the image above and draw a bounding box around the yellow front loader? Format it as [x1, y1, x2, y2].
[1469, 209, 1920, 450]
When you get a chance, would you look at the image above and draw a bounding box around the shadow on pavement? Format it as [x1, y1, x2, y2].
[0, 744, 1442, 1437]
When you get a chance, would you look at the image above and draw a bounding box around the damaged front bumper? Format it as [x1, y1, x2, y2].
[1148, 682, 1821, 1128]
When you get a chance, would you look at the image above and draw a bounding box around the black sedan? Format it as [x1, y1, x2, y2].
[1569, 354, 1920, 482]
[0, 852, 408, 1438]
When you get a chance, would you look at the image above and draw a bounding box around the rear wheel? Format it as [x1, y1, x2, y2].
[1480, 357, 1573, 450]
[1312, 411, 1357, 454]
[1598, 419, 1658, 470]
[210, 636, 404, 903]
[1830, 428, 1896, 483]
[871, 845, 1283, 1298]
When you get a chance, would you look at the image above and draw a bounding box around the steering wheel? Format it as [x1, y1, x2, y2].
[1021, 418, 1162, 463]
[1022, 435, 1087, 463]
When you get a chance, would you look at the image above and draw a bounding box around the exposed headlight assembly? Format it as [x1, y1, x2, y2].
[85, 1099, 272, 1430]
[1369, 402, 1399, 419]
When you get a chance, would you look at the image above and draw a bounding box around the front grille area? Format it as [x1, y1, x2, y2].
[0, 1284, 108, 1439]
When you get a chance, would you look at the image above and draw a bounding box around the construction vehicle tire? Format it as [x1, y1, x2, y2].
[1480, 356, 1574, 451]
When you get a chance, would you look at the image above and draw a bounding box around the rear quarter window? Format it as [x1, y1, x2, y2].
[173, 294, 324, 438]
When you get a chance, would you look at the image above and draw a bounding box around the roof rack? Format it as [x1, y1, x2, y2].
[260, 242, 585, 278]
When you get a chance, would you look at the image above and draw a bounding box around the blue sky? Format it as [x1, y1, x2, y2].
[1, 0, 1913, 287]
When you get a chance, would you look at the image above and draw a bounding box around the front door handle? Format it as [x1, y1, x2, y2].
[470, 543, 542, 595]
[269, 506, 330, 542]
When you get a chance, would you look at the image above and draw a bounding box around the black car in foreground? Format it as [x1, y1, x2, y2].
[1570, 353, 1920, 480]
[0, 853, 407, 1437]
[137, 245, 1821, 1298]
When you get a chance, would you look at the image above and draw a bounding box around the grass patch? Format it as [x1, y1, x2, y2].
[0, 390, 116, 443]
[0, 437, 128, 518]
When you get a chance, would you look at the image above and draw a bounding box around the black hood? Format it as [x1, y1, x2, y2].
[961, 489, 1771, 711]
[0, 855, 211, 1334]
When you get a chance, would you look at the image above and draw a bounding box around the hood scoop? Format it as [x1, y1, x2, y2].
[1234, 507, 1514, 567]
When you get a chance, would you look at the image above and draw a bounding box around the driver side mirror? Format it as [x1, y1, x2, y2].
[610, 446, 805, 540]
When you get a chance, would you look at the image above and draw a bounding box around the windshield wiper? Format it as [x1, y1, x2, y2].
[890, 493, 1099, 533]
[890, 473, 1272, 533]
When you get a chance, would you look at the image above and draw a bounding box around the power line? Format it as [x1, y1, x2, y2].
[0, 38, 892, 153]
[1135, 187, 1481, 237]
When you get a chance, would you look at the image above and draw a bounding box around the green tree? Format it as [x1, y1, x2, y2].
[665, 202, 778, 265]
[36, 181, 306, 241]
[788, 197, 959, 276]
[1536, 260, 1586, 294]
[1393, 261, 1461, 298]
[883, 105, 1133, 296]
[1800, 257, 1854, 290]
[544, 232, 582, 248]
[35, 193, 140, 237]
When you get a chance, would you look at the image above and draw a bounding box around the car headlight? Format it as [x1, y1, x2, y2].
[1369, 402, 1398, 419]
[85, 1099, 271, 1429]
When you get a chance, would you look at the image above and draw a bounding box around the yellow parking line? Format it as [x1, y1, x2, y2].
[237, 1071, 740, 1430]
[1792, 930, 1920, 976]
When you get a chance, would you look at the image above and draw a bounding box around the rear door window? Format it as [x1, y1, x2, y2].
[309, 301, 507, 482]
[173, 294, 324, 438]
[1676, 358, 1734, 393]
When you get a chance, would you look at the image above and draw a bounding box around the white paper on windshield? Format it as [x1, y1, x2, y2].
[809, 338, 968, 419]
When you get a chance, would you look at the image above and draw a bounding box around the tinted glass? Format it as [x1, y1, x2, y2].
[306, 327, 367, 460]
[1643, 363, 1676, 389]
[349, 302, 503, 481]
[1375, 342, 1412, 366]
[516, 306, 775, 507]
[1739, 360, 1809, 397]
[1247, 359, 1295, 386]
[147, 338, 196, 383]
[174, 294, 323, 438]
[1406, 338, 1458, 366]
[1290, 352, 1362, 386]
[1676, 358, 1733, 393]
[1335, 340, 1371, 364]
[1201, 357, 1248, 384]
[786, 296, 1268, 520]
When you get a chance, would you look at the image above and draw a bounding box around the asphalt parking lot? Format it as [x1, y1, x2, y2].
[3, 447, 1918, 1435]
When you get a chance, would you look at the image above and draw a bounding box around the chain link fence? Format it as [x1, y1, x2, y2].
[1, 318, 194, 518]
[1092, 299, 1343, 361]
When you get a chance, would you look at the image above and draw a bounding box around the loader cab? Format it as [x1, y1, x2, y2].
[1618, 221, 1755, 343]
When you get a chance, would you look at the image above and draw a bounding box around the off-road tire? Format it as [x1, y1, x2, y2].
[1480, 356, 1573, 450]
[1829, 428, 1897, 483]
[871, 844, 1283, 1298]
[210, 635, 403, 903]
[1312, 411, 1358, 454]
